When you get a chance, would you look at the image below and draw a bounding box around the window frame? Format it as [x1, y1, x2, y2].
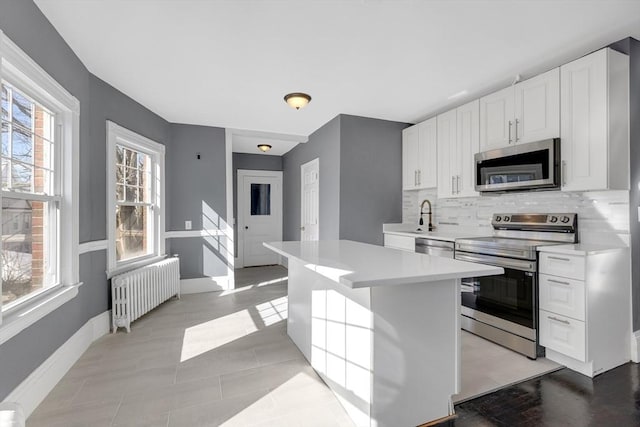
[0, 30, 79, 338]
[106, 121, 165, 276]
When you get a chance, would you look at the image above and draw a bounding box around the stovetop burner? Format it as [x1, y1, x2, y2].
[455, 213, 578, 260]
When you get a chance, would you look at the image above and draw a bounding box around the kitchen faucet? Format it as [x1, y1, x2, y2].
[419, 199, 434, 232]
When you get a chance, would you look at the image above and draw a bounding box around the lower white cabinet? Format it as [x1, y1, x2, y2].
[383, 234, 415, 252]
[538, 246, 630, 377]
[539, 310, 586, 362]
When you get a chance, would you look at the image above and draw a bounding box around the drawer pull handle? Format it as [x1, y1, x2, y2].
[548, 279, 571, 286]
[548, 316, 570, 325]
[548, 256, 571, 262]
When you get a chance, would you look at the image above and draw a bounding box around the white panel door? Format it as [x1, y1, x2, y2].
[437, 109, 457, 198]
[514, 67, 560, 144]
[301, 158, 319, 241]
[560, 49, 608, 191]
[479, 86, 514, 151]
[456, 99, 479, 197]
[417, 118, 437, 189]
[402, 126, 420, 190]
[240, 171, 283, 267]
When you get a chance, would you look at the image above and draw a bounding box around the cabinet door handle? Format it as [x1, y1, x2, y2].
[515, 118, 520, 142]
[548, 279, 571, 286]
[562, 160, 567, 186]
[456, 175, 460, 194]
[417, 170, 421, 185]
[548, 256, 571, 262]
[451, 176, 455, 195]
[548, 316, 570, 325]
[414, 170, 418, 186]
[508, 120, 513, 144]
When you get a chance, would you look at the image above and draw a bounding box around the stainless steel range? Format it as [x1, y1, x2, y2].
[454, 213, 578, 359]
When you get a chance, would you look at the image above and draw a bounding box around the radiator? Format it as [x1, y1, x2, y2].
[111, 257, 180, 333]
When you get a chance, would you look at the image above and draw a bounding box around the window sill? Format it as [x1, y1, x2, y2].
[0, 282, 83, 346]
[106, 255, 167, 279]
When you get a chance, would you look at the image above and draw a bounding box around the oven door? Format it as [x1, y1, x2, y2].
[456, 252, 536, 336]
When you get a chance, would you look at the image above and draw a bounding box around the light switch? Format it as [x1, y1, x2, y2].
[185, 220, 192, 230]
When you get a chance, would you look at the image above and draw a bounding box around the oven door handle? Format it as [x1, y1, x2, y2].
[455, 252, 536, 272]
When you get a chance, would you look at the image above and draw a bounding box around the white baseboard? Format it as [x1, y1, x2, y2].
[631, 330, 640, 363]
[3, 310, 110, 418]
[180, 276, 231, 294]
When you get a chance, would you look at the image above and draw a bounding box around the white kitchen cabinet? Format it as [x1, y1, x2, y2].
[437, 100, 479, 198]
[480, 68, 559, 151]
[383, 233, 415, 252]
[538, 245, 630, 377]
[560, 48, 629, 192]
[402, 118, 437, 190]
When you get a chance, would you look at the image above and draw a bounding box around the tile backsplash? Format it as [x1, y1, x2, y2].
[403, 189, 630, 246]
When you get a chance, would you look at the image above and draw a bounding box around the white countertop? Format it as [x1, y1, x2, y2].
[538, 243, 629, 255]
[382, 223, 489, 242]
[264, 240, 502, 289]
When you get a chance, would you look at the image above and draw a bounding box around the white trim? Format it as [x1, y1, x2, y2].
[106, 121, 165, 276]
[0, 283, 83, 346]
[2, 310, 110, 418]
[164, 229, 226, 239]
[0, 31, 79, 114]
[106, 255, 166, 279]
[180, 276, 230, 294]
[78, 240, 108, 255]
[631, 330, 640, 363]
[225, 129, 235, 285]
[236, 169, 283, 268]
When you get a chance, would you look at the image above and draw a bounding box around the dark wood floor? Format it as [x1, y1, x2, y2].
[436, 363, 640, 427]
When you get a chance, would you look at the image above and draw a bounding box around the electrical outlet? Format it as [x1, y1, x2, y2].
[185, 220, 192, 230]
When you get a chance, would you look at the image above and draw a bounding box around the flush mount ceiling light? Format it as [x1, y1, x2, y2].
[284, 92, 311, 110]
[257, 144, 272, 152]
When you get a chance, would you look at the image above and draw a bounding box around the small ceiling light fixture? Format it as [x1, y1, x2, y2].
[257, 144, 272, 152]
[284, 92, 312, 110]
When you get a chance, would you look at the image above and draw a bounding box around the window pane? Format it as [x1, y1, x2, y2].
[12, 162, 32, 191]
[250, 183, 271, 215]
[1, 86, 8, 121]
[12, 126, 33, 164]
[12, 90, 33, 130]
[116, 205, 150, 261]
[2, 198, 51, 306]
[1, 122, 8, 157]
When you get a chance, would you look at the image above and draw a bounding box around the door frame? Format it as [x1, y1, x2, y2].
[300, 158, 319, 241]
[236, 169, 283, 268]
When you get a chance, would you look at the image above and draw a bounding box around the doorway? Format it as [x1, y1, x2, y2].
[237, 170, 283, 267]
[300, 158, 319, 241]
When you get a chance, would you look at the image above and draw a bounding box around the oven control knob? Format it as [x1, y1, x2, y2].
[561, 216, 570, 223]
[495, 216, 502, 222]
[550, 216, 558, 223]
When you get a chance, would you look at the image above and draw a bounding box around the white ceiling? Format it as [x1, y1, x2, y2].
[229, 129, 307, 156]
[35, 0, 640, 153]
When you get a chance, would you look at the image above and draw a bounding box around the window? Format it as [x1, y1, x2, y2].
[0, 31, 80, 332]
[107, 121, 164, 274]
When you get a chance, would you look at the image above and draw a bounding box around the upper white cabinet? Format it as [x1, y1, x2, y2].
[560, 48, 629, 192]
[402, 117, 437, 190]
[437, 100, 479, 198]
[480, 68, 560, 151]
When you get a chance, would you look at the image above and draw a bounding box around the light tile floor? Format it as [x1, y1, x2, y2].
[28, 266, 561, 426]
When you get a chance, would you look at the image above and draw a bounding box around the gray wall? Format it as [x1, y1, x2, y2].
[166, 124, 227, 279]
[0, 0, 170, 400]
[283, 116, 341, 241]
[339, 115, 408, 245]
[232, 153, 283, 255]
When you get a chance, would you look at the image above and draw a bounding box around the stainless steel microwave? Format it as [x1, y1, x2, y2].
[474, 139, 560, 193]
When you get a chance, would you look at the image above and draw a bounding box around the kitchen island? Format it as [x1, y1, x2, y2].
[264, 240, 502, 427]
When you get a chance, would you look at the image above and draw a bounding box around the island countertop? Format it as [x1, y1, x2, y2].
[264, 240, 502, 289]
